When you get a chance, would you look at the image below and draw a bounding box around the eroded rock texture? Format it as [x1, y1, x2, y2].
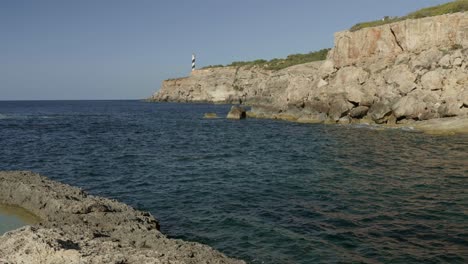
[0, 171, 244, 264]
[150, 12, 468, 131]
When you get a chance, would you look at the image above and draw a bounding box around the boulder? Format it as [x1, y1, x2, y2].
[438, 100, 462, 117]
[337, 116, 351, 124]
[391, 95, 427, 119]
[318, 60, 336, 78]
[333, 66, 369, 86]
[395, 53, 411, 65]
[384, 64, 416, 95]
[453, 57, 463, 67]
[343, 84, 368, 104]
[328, 98, 353, 121]
[317, 79, 328, 88]
[461, 90, 468, 107]
[358, 82, 377, 106]
[421, 70, 443, 90]
[349, 106, 369, 118]
[438, 54, 451, 68]
[418, 110, 439, 120]
[411, 48, 443, 70]
[368, 102, 392, 123]
[227, 106, 247, 119]
[305, 100, 330, 114]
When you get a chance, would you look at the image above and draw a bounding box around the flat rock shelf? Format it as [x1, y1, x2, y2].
[0, 171, 244, 264]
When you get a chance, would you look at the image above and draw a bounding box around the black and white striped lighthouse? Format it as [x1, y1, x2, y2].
[192, 53, 196, 71]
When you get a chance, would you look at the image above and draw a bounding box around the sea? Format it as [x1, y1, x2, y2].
[0, 100, 467, 263]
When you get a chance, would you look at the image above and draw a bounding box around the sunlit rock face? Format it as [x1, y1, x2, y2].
[151, 12, 468, 127]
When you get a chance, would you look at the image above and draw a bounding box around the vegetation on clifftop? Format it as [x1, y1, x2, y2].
[350, 0, 468, 31]
[202, 48, 330, 71]
[202, 1, 467, 71]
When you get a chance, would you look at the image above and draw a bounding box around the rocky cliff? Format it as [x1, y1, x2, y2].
[150, 12, 468, 130]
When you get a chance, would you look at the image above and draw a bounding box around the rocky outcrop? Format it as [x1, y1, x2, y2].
[226, 106, 246, 119]
[0, 171, 244, 264]
[150, 12, 468, 133]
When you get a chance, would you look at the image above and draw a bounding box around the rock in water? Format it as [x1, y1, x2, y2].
[204, 113, 219, 119]
[227, 106, 246, 119]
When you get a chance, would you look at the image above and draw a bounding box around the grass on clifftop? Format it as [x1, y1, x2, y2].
[202, 48, 330, 71]
[350, 0, 468, 31]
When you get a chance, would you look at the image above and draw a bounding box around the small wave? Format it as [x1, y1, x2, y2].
[0, 114, 8, 119]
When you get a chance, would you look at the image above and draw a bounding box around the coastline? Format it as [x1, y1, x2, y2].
[149, 12, 468, 135]
[246, 110, 468, 135]
[0, 171, 244, 264]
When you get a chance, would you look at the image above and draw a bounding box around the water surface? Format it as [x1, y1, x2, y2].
[0, 100, 467, 263]
[0, 204, 40, 235]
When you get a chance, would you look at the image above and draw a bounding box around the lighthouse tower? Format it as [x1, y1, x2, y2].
[192, 53, 196, 71]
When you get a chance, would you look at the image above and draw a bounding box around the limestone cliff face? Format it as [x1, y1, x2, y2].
[330, 13, 468, 67]
[151, 12, 468, 125]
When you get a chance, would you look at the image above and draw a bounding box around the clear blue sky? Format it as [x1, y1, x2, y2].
[0, 0, 452, 100]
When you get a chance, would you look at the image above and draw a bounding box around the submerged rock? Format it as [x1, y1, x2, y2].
[204, 112, 219, 119]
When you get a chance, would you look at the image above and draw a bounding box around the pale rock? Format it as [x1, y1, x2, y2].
[368, 102, 392, 123]
[317, 79, 328, 88]
[367, 59, 389, 74]
[328, 97, 353, 121]
[421, 70, 443, 90]
[333, 66, 369, 87]
[343, 84, 366, 104]
[329, 13, 468, 67]
[418, 110, 439, 120]
[411, 48, 444, 70]
[450, 49, 463, 61]
[297, 113, 327, 123]
[305, 100, 330, 114]
[461, 90, 468, 107]
[438, 54, 451, 68]
[349, 106, 369, 118]
[387, 114, 397, 125]
[337, 116, 351, 124]
[453, 57, 463, 67]
[395, 53, 411, 65]
[391, 95, 427, 119]
[227, 106, 246, 119]
[384, 64, 416, 95]
[319, 60, 336, 78]
[438, 100, 462, 117]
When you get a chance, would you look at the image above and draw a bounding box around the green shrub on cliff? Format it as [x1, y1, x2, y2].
[264, 49, 330, 70]
[201, 64, 224, 69]
[202, 49, 330, 71]
[350, 0, 468, 31]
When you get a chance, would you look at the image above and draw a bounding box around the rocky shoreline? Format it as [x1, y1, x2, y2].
[150, 12, 468, 134]
[0, 171, 244, 264]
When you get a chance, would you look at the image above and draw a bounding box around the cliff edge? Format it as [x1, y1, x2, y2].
[150, 12, 468, 132]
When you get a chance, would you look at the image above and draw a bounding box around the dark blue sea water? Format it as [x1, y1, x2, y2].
[0, 100, 467, 263]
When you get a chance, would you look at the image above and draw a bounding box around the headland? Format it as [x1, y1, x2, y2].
[150, 11, 468, 134]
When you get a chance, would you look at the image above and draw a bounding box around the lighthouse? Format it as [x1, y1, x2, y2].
[192, 53, 196, 71]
